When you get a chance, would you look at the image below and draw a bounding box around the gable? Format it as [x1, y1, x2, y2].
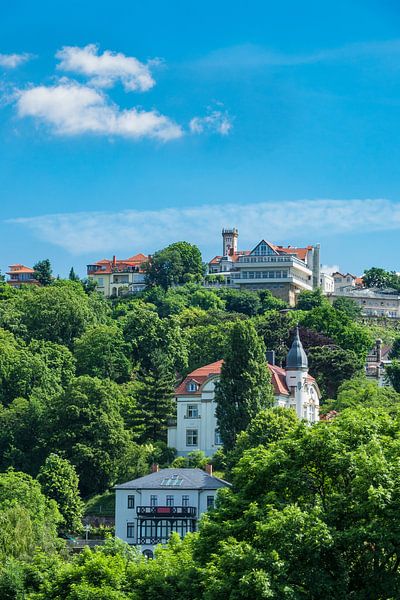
[250, 240, 278, 256]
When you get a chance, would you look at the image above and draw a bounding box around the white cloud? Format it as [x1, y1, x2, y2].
[321, 265, 340, 275]
[56, 44, 156, 91]
[195, 40, 400, 71]
[16, 80, 182, 141]
[8, 199, 400, 256]
[0, 52, 32, 68]
[190, 109, 233, 135]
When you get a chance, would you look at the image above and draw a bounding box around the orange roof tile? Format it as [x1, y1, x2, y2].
[175, 359, 316, 397]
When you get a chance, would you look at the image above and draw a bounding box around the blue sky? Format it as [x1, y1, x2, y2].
[1, 0, 400, 277]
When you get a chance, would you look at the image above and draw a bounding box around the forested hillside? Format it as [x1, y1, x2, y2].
[1, 263, 400, 599]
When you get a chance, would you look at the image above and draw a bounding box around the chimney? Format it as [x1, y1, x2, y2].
[112, 255, 117, 268]
[266, 350, 275, 366]
[151, 463, 159, 473]
[376, 339, 383, 363]
[205, 464, 213, 477]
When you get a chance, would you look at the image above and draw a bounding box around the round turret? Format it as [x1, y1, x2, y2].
[286, 327, 308, 370]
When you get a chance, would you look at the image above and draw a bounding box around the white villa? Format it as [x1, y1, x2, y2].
[168, 329, 321, 456]
[114, 466, 230, 557]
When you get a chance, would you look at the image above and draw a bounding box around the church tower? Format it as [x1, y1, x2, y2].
[285, 328, 309, 419]
[222, 228, 238, 256]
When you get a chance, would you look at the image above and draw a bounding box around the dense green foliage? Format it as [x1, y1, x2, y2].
[215, 321, 275, 450]
[37, 453, 83, 533]
[0, 248, 399, 598]
[143, 241, 204, 289]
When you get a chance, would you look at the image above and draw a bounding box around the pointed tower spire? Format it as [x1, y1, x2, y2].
[286, 327, 308, 370]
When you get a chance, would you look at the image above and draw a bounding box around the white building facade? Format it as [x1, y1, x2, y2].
[115, 468, 230, 557]
[332, 287, 400, 318]
[168, 329, 321, 456]
[208, 230, 321, 306]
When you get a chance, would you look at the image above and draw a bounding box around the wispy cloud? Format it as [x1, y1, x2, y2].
[56, 44, 157, 91]
[190, 107, 233, 135]
[0, 52, 32, 68]
[16, 80, 183, 141]
[195, 40, 400, 71]
[8, 199, 400, 256]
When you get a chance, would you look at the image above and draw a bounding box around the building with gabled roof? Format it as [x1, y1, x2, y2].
[6, 264, 38, 288]
[114, 466, 231, 556]
[168, 329, 320, 457]
[87, 253, 149, 297]
[207, 229, 320, 306]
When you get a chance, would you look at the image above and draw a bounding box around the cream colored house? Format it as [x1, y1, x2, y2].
[87, 253, 148, 297]
[168, 329, 320, 456]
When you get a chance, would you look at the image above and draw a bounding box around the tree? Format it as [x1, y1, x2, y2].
[38, 453, 84, 533]
[186, 323, 234, 373]
[333, 296, 362, 320]
[296, 287, 327, 310]
[196, 406, 400, 599]
[363, 267, 391, 289]
[389, 337, 400, 360]
[215, 321, 274, 450]
[46, 376, 133, 496]
[218, 288, 261, 316]
[14, 281, 100, 346]
[0, 470, 61, 561]
[307, 346, 363, 398]
[136, 351, 176, 443]
[122, 303, 188, 373]
[74, 325, 131, 383]
[254, 310, 295, 365]
[33, 259, 53, 286]
[258, 289, 287, 312]
[300, 303, 373, 361]
[68, 267, 79, 281]
[144, 242, 204, 289]
[326, 377, 400, 413]
[385, 359, 400, 392]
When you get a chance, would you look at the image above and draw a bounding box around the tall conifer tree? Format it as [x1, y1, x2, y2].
[215, 320, 274, 450]
[137, 350, 176, 442]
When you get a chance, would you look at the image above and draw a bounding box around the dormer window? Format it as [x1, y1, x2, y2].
[187, 382, 198, 392]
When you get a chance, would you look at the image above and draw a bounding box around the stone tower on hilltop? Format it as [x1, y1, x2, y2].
[222, 228, 238, 256]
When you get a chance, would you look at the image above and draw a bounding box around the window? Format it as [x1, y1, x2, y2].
[187, 404, 199, 418]
[207, 495, 215, 509]
[96, 277, 104, 287]
[186, 429, 198, 446]
[214, 429, 223, 445]
[127, 523, 135, 538]
[187, 382, 198, 392]
[182, 495, 189, 507]
[127, 495, 135, 509]
[166, 495, 174, 507]
[150, 495, 158, 507]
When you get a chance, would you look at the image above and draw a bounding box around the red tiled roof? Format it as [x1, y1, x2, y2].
[7, 264, 35, 274]
[88, 253, 149, 274]
[208, 244, 312, 265]
[175, 359, 316, 397]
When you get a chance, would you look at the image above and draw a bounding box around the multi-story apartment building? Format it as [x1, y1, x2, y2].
[87, 253, 148, 297]
[6, 264, 38, 288]
[115, 466, 230, 557]
[332, 286, 400, 318]
[208, 229, 320, 306]
[168, 329, 321, 457]
[331, 271, 363, 294]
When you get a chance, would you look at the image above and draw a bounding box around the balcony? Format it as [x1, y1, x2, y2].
[137, 506, 196, 518]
